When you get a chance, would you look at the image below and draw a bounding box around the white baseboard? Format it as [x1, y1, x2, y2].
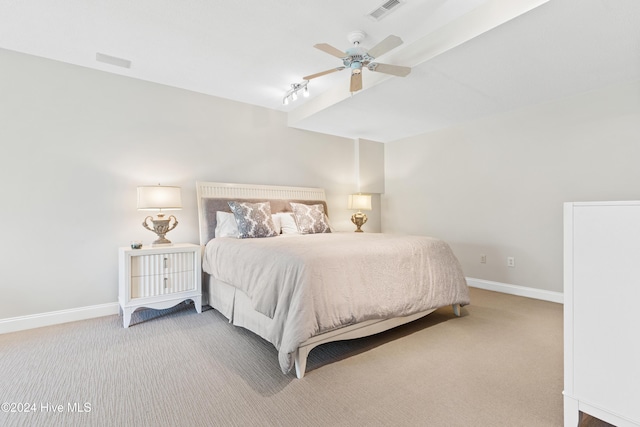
[0, 303, 120, 335]
[466, 277, 563, 304]
[0, 279, 562, 335]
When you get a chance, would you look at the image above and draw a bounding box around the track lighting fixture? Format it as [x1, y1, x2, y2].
[282, 81, 309, 105]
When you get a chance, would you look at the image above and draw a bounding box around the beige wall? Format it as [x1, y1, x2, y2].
[5, 43, 639, 320]
[352, 138, 385, 233]
[358, 138, 385, 194]
[383, 79, 640, 293]
[0, 48, 364, 319]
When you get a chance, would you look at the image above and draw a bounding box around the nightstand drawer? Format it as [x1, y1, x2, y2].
[130, 271, 195, 298]
[130, 252, 194, 276]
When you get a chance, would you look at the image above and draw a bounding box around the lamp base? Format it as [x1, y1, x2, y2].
[351, 211, 368, 232]
[142, 214, 178, 246]
[151, 238, 173, 247]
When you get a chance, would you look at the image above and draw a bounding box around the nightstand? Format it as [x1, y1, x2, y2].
[118, 243, 202, 328]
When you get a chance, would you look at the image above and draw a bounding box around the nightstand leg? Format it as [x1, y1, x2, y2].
[194, 296, 202, 313]
[123, 308, 132, 328]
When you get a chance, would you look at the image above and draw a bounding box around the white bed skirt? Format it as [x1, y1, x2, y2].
[205, 274, 444, 378]
[207, 274, 280, 343]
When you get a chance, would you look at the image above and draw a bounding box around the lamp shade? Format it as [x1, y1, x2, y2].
[348, 194, 372, 211]
[137, 186, 182, 211]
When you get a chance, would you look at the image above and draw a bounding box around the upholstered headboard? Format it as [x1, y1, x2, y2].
[196, 182, 327, 245]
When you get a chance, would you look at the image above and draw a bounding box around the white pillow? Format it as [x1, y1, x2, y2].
[274, 212, 299, 234]
[214, 211, 239, 238]
[325, 214, 335, 233]
[271, 213, 282, 235]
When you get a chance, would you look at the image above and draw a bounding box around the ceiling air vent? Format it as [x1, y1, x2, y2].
[367, 0, 403, 21]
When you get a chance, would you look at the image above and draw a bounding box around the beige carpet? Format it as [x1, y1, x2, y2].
[0, 288, 612, 426]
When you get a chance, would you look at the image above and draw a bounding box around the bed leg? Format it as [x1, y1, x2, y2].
[452, 304, 461, 317]
[294, 347, 309, 379]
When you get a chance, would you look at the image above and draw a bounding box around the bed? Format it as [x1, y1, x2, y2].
[196, 181, 470, 378]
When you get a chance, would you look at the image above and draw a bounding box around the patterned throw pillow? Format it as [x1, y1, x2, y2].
[289, 202, 332, 234]
[227, 201, 278, 239]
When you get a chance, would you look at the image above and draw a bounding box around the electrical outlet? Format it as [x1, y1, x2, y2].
[480, 254, 487, 264]
[507, 256, 515, 267]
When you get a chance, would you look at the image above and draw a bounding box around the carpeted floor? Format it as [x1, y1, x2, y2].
[0, 288, 614, 426]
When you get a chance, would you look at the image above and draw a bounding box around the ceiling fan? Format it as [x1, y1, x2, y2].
[303, 30, 411, 93]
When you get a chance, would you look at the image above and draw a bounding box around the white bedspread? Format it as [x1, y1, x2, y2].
[203, 232, 470, 373]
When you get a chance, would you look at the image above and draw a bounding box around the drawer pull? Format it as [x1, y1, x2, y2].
[164, 277, 168, 289]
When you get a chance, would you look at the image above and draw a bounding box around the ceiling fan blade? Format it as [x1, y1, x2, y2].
[367, 35, 403, 59]
[313, 43, 347, 58]
[303, 67, 345, 81]
[350, 72, 363, 92]
[369, 62, 411, 77]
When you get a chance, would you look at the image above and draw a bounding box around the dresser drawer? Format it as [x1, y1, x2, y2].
[130, 271, 195, 299]
[130, 252, 194, 277]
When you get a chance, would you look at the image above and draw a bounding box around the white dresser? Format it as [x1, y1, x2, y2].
[564, 202, 640, 427]
[118, 243, 202, 328]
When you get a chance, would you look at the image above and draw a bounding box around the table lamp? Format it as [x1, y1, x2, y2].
[348, 193, 372, 232]
[137, 185, 182, 246]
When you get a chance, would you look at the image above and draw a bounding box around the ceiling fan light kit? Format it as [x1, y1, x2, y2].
[303, 30, 411, 93]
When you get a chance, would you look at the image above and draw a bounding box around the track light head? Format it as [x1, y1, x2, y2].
[282, 81, 309, 105]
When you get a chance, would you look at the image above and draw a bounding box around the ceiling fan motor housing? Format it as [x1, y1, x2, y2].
[343, 46, 374, 74]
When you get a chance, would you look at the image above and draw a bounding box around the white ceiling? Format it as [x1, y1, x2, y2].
[1, 0, 639, 142]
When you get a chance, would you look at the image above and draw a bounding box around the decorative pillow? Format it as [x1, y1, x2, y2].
[274, 212, 299, 234]
[214, 211, 239, 238]
[228, 201, 278, 238]
[289, 202, 332, 234]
